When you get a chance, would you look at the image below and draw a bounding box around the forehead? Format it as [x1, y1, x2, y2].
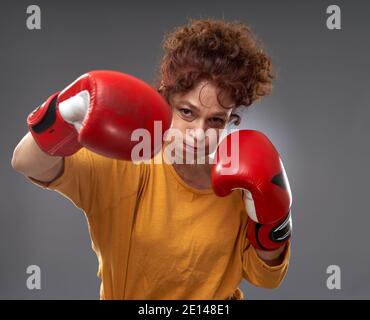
[172, 80, 234, 112]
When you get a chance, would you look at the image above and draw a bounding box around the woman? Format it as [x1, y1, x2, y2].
[12, 18, 291, 300]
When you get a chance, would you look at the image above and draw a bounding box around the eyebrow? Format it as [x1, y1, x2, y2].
[176, 100, 229, 117]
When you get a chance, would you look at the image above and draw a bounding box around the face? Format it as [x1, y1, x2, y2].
[165, 80, 234, 164]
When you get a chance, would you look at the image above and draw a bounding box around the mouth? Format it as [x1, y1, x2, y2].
[183, 141, 208, 153]
[183, 142, 197, 153]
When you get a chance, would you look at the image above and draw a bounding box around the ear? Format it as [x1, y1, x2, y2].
[227, 106, 249, 131]
[158, 80, 166, 92]
[228, 113, 241, 126]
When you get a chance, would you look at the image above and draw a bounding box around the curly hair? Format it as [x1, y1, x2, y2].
[156, 18, 276, 109]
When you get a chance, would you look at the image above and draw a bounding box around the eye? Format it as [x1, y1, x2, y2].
[179, 108, 193, 117]
[209, 117, 226, 127]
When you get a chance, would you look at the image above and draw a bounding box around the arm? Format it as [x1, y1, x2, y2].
[12, 70, 172, 180]
[11, 132, 64, 182]
[255, 244, 286, 267]
[242, 239, 290, 288]
[212, 130, 293, 287]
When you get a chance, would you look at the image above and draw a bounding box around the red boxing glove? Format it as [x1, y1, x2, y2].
[211, 130, 292, 251]
[27, 70, 172, 160]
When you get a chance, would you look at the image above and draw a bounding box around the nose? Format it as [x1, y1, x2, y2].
[187, 119, 210, 148]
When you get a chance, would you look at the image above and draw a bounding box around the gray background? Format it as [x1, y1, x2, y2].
[1, 0, 369, 299]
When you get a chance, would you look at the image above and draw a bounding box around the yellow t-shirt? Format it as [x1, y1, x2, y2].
[28, 147, 291, 300]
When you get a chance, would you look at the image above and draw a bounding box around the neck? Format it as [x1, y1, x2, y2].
[173, 162, 212, 189]
[162, 141, 213, 189]
[173, 161, 211, 175]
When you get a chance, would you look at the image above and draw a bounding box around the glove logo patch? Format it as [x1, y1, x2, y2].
[271, 171, 288, 190]
[270, 213, 292, 242]
[31, 95, 58, 133]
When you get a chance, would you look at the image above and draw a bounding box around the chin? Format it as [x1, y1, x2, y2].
[183, 147, 211, 164]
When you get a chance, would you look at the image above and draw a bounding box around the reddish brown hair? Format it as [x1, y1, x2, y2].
[156, 18, 276, 109]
